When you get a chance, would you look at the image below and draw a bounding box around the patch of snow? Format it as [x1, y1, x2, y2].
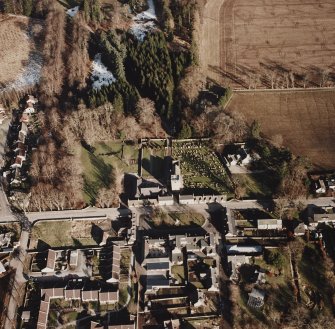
[130, 0, 157, 41]
[66, 6, 79, 17]
[0, 51, 43, 94]
[90, 53, 116, 90]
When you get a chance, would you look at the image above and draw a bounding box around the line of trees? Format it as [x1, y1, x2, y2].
[0, 0, 49, 17]
[39, 1, 66, 101]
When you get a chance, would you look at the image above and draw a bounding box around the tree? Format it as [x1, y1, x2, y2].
[178, 121, 192, 139]
[265, 250, 285, 270]
[177, 66, 205, 105]
[40, 2, 66, 97]
[250, 120, 261, 139]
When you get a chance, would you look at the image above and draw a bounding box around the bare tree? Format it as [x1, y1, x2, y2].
[40, 1, 66, 98]
[177, 66, 206, 105]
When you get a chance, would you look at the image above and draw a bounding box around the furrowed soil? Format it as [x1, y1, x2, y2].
[225, 89, 335, 170]
[0, 15, 43, 91]
[201, 0, 335, 88]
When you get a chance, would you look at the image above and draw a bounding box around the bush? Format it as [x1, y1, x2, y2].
[264, 249, 285, 269]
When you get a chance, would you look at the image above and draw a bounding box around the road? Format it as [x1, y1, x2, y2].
[4, 230, 29, 329]
[26, 206, 132, 223]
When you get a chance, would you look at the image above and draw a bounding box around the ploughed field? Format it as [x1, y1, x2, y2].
[0, 15, 43, 94]
[201, 0, 335, 88]
[226, 89, 335, 170]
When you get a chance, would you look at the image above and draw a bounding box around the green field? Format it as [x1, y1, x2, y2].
[141, 141, 166, 180]
[30, 219, 110, 249]
[80, 140, 139, 204]
[172, 141, 232, 195]
[148, 210, 206, 228]
[232, 172, 274, 198]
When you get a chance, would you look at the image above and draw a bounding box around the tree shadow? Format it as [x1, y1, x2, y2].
[91, 223, 104, 245]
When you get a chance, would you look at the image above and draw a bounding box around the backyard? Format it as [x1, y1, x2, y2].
[30, 219, 111, 250]
[234, 248, 295, 328]
[172, 140, 232, 195]
[232, 172, 274, 199]
[79, 140, 139, 204]
[147, 209, 206, 228]
[141, 140, 166, 180]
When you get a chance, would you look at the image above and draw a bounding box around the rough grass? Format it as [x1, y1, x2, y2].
[232, 172, 274, 198]
[80, 140, 138, 204]
[226, 90, 335, 170]
[150, 210, 206, 228]
[235, 249, 295, 327]
[141, 144, 166, 179]
[30, 219, 110, 249]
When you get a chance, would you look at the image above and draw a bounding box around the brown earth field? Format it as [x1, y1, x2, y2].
[200, 0, 335, 89]
[225, 89, 335, 170]
[0, 15, 43, 89]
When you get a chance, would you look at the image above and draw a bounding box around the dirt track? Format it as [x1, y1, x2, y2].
[201, 0, 335, 88]
[226, 89, 335, 170]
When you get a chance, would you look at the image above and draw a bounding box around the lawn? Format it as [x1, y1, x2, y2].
[233, 248, 296, 327]
[232, 172, 274, 198]
[298, 242, 335, 312]
[149, 209, 206, 228]
[141, 142, 166, 180]
[172, 141, 232, 195]
[79, 140, 139, 204]
[120, 248, 131, 279]
[30, 219, 110, 249]
[171, 265, 185, 283]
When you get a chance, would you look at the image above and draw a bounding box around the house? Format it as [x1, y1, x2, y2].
[293, 222, 306, 236]
[328, 179, 335, 191]
[42, 249, 57, 273]
[146, 273, 170, 291]
[82, 289, 99, 302]
[208, 266, 220, 292]
[26, 94, 38, 106]
[145, 255, 171, 292]
[227, 254, 250, 281]
[91, 321, 103, 329]
[10, 156, 24, 169]
[257, 219, 282, 230]
[36, 300, 50, 329]
[99, 291, 119, 304]
[158, 195, 175, 206]
[226, 244, 263, 255]
[41, 287, 64, 300]
[314, 179, 326, 194]
[224, 143, 253, 167]
[310, 213, 335, 228]
[23, 106, 35, 115]
[64, 288, 81, 300]
[21, 310, 31, 323]
[20, 113, 30, 123]
[164, 319, 181, 329]
[106, 245, 120, 283]
[0, 232, 12, 248]
[69, 250, 79, 267]
[175, 235, 216, 258]
[64, 278, 84, 300]
[247, 288, 265, 308]
[0, 261, 6, 274]
[108, 324, 135, 329]
[179, 195, 195, 205]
